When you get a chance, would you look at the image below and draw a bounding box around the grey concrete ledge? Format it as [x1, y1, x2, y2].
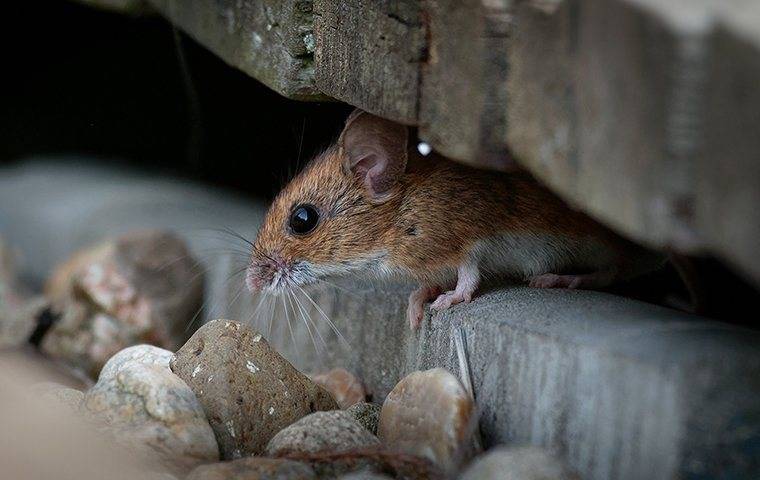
[259, 281, 760, 480]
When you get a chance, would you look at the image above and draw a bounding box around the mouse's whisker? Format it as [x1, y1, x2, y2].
[292, 288, 326, 360]
[250, 290, 269, 321]
[267, 292, 276, 341]
[295, 284, 351, 351]
[286, 289, 307, 359]
[281, 292, 299, 366]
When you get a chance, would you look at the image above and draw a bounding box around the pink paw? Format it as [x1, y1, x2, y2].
[529, 273, 583, 289]
[430, 290, 472, 311]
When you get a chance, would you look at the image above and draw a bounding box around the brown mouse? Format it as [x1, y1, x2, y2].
[247, 110, 663, 330]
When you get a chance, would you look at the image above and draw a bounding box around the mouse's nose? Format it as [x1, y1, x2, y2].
[245, 265, 263, 292]
[246, 253, 287, 292]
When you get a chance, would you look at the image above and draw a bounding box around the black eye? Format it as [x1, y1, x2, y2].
[289, 204, 319, 235]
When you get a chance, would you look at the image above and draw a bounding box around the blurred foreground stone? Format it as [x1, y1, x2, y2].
[82, 345, 219, 474]
[42, 230, 203, 377]
[0, 352, 168, 480]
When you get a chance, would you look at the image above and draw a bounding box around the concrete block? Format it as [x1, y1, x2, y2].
[266, 279, 760, 480]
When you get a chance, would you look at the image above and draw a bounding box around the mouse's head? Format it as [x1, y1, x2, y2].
[247, 110, 409, 294]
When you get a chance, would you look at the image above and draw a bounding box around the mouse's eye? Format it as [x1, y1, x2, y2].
[289, 204, 319, 235]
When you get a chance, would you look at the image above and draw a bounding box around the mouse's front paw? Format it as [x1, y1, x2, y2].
[430, 290, 472, 311]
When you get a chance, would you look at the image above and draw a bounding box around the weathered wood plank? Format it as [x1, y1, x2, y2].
[146, 0, 325, 100]
[695, 4, 760, 283]
[418, 0, 512, 169]
[506, 0, 760, 284]
[313, 0, 424, 124]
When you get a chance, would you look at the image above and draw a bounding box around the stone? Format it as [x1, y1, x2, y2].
[347, 402, 381, 435]
[311, 368, 366, 409]
[170, 319, 338, 459]
[460, 446, 578, 480]
[266, 410, 379, 456]
[97, 343, 175, 380]
[378, 368, 477, 471]
[1, 352, 175, 480]
[41, 230, 204, 377]
[280, 448, 441, 480]
[186, 457, 316, 480]
[82, 344, 219, 474]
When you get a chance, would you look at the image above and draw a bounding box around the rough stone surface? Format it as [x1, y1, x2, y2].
[186, 457, 316, 480]
[41, 230, 204, 377]
[266, 410, 380, 456]
[171, 319, 338, 459]
[460, 446, 578, 480]
[83, 345, 219, 474]
[311, 368, 366, 409]
[378, 368, 477, 471]
[347, 402, 381, 435]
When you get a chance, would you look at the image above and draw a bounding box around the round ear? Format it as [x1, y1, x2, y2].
[338, 109, 408, 202]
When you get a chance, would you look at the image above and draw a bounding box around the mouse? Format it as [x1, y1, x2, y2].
[246, 109, 664, 330]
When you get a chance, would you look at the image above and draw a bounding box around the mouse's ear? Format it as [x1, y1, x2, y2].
[338, 109, 408, 203]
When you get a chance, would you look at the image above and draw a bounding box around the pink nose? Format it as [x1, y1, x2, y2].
[245, 266, 263, 292]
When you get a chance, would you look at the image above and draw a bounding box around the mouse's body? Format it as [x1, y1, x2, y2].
[247, 110, 663, 329]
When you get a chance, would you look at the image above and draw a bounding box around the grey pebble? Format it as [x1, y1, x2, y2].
[265, 410, 380, 456]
